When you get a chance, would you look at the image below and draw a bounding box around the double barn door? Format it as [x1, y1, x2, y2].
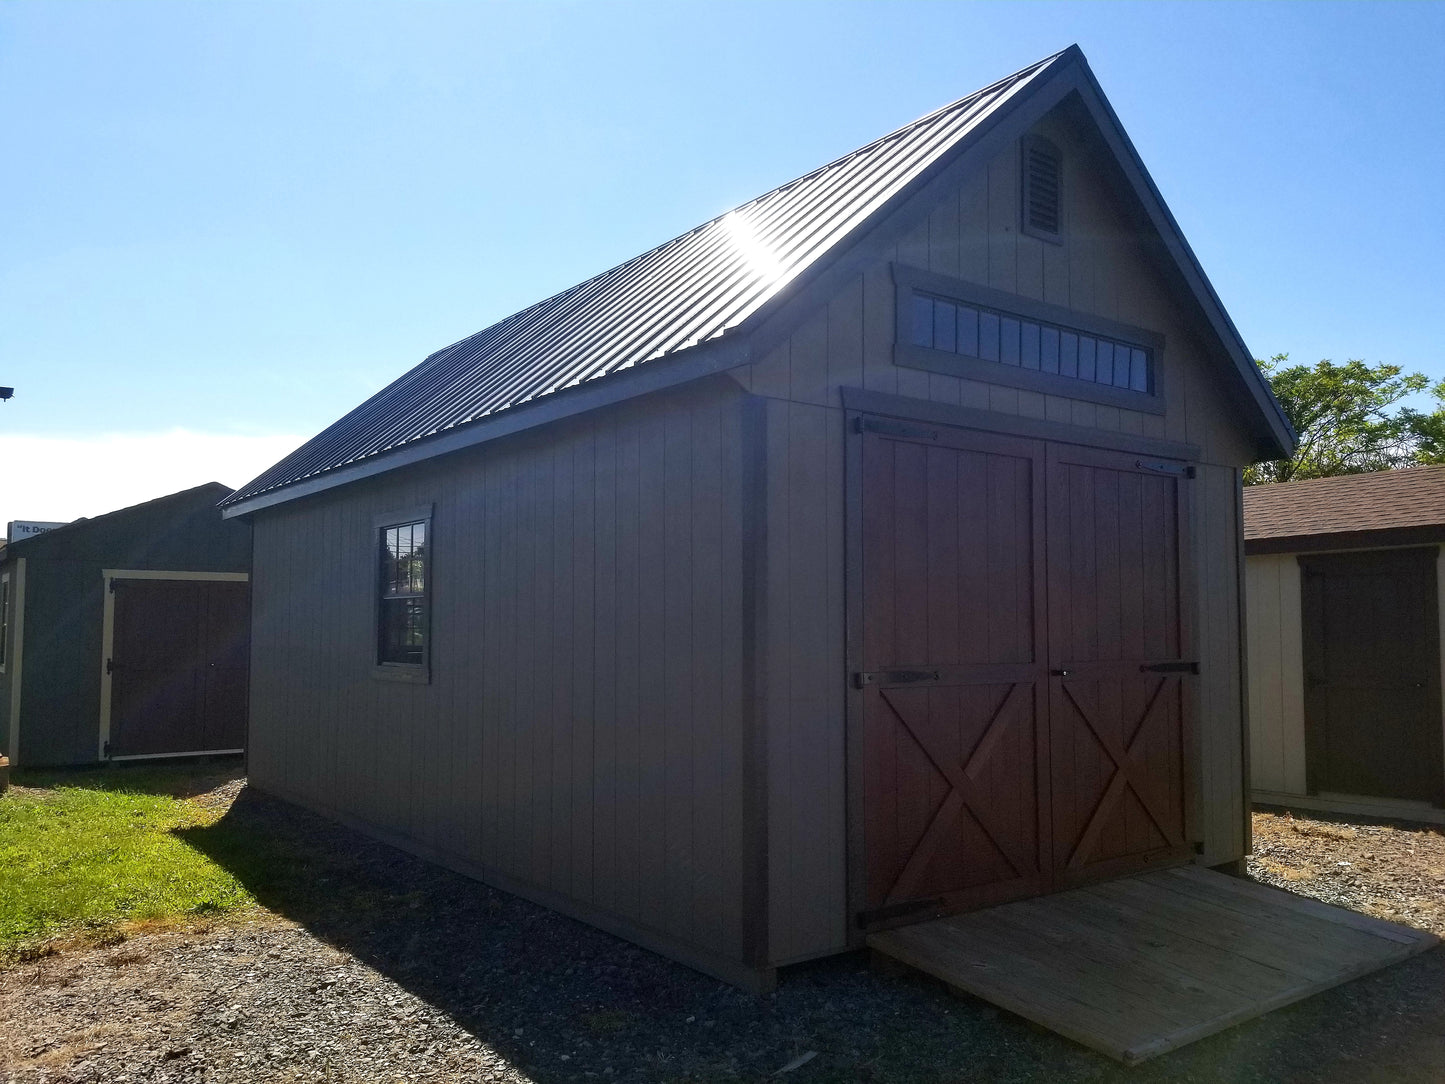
[860, 418, 1197, 928]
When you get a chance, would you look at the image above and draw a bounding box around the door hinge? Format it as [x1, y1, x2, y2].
[857, 416, 940, 442]
[103, 740, 111, 759]
[1135, 458, 1195, 479]
[108, 578, 118, 593]
[857, 896, 946, 928]
[106, 658, 115, 675]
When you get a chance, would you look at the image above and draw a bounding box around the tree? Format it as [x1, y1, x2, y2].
[1245, 355, 1429, 485]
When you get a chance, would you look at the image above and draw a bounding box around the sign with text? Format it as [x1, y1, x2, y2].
[6, 520, 66, 542]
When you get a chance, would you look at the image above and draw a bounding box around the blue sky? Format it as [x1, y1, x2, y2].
[2, 1, 1442, 524]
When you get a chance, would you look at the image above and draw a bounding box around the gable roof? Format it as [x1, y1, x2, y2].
[4, 482, 234, 559]
[224, 46, 1294, 517]
[1244, 466, 1445, 554]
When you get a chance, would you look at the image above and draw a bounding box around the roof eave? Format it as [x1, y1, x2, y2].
[1061, 50, 1296, 461]
[221, 335, 751, 519]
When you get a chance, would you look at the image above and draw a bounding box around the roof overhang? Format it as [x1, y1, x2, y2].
[1245, 525, 1445, 556]
[221, 336, 750, 519]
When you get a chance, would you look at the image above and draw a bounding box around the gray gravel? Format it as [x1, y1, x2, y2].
[5, 790, 1445, 1083]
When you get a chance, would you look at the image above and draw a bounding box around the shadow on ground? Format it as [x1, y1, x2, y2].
[13, 756, 246, 800]
[178, 787, 1445, 1084]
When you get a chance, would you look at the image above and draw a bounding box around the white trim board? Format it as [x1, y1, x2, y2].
[110, 748, 243, 762]
[6, 558, 26, 765]
[97, 569, 250, 761]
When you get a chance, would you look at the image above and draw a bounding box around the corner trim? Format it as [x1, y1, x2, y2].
[840, 387, 1200, 462]
[6, 558, 26, 766]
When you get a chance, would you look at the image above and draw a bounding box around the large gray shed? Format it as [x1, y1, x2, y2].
[224, 47, 1294, 991]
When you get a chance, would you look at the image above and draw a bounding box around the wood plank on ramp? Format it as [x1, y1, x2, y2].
[867, 866, 1438, 1065]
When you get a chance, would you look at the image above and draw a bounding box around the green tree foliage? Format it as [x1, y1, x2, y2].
[1246, 355, 1437, 485]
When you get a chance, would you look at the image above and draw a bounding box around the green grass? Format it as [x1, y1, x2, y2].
[0, 766, 256, 956]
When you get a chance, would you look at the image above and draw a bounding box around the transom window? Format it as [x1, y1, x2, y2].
[910, 292, 1153, 394]
[378, 519, 428, 668]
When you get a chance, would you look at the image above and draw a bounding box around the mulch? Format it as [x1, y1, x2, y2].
[4, 786, 1445, 1084]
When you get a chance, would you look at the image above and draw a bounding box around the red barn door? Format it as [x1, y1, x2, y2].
[859, 418, 1196, 928]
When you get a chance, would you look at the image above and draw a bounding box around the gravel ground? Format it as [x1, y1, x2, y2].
[1250, 806, 1445, 934]
[5, 787, 1445, 1084]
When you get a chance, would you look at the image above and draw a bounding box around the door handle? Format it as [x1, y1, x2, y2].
[1050, 669, 1071, 677]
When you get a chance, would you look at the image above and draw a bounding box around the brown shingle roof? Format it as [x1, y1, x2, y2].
[1244, 466, 1445, 546]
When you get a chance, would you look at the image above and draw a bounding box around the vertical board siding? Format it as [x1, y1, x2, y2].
[1245, 554, 1309, 796]
[764, 398, 849, 963]
[247, 383, 753, 965]
[747, 115, 1258, 958]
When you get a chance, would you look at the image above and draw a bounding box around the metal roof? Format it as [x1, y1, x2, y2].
[223, 51, 1065, 508]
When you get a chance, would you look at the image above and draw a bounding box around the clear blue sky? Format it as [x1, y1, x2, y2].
[2, 1, 1442, 522]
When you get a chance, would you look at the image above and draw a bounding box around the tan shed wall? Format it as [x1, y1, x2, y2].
[1246, 544, 1445, 808]
[1245, 554, 1307, 795]
[248, 381, 758, 977]
[740, 112, 1258, 962]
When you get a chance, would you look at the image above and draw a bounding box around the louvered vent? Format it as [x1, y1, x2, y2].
[1023, 137, 1062, 238]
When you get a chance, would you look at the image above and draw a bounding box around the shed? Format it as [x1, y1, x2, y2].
[0, 482, 253, 768]
[1245, 466, 1445, 823]
[224, 47, 1294, 992]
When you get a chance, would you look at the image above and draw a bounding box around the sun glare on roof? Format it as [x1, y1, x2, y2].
[723, 211, 785, 286]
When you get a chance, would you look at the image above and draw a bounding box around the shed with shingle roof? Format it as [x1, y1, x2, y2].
[1245, 467, 1445, 823]
[228, 47, 1293, 990]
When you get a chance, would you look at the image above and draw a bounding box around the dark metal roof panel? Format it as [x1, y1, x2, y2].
[224, 52, 1065, 507]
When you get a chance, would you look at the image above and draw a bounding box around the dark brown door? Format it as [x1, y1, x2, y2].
[1301, 548, 1444, 805]
[861, 421, 1050, 926]
[110, 579, 250, 757]
[1045, 444, 1195, 886]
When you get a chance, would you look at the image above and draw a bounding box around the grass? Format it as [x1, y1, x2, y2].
[0, 764, 257, 958]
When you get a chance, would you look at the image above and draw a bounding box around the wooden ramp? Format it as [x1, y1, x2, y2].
[868, 865, 1438, 1065]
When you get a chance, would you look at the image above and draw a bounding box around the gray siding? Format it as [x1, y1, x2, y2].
[248, 380, 757, 974]
[0, 485, 250, 767]
[737, 110, 1260, 961]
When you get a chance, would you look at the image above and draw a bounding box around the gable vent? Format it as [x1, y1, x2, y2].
[1022, 136, 1062, 239]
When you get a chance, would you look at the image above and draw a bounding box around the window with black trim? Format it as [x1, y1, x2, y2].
[891, 264, 1166, 413]
[910, 292, 1153, 393]
[377, 519, 428, 668]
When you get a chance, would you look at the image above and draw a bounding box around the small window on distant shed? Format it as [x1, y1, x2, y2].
[377, 516, 429, 670]
[1021, 135, 1062, 242]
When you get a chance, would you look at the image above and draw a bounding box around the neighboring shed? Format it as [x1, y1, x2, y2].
[1246, 466, 1445, 823]
[0, 483, 253, 768]
[224, 47, 1294, 992]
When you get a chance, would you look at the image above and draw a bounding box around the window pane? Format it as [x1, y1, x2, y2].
[1078, 336, 1097, 382]
[956, 306, 979, 357]
[978, 312, 1000, 361]
[1060, 332, 1078, 378]
[912, 296, 934, 348]
[1040, 327, 1060, 374]
[411, 523, 427, 593]
[933, 300, 956, 353]
[1113, 343, 1134, 389]
[1131, 348, 1151, 392]
[1000, 317, 1020, 365]
[1096, 341, 1114, 386]
[379, 597, 425, 665]
[1021, 322, 1041, 370]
